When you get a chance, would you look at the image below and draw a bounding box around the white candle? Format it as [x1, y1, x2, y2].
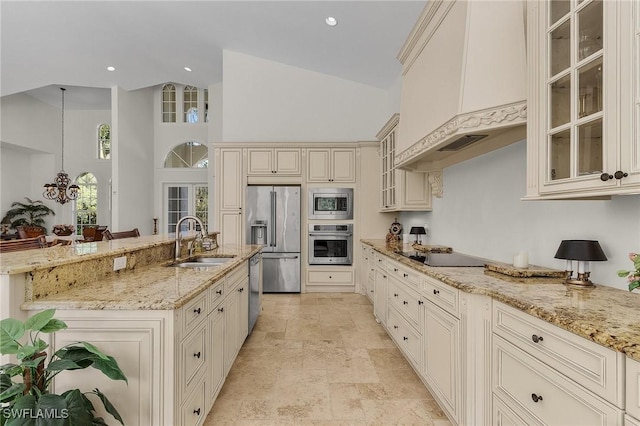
[566, 259, 573, 271]
[577, 261, 585, 274]
[513, 252, 529, 268]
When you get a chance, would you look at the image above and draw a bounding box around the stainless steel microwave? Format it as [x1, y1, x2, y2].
[308, 188, 353, 220]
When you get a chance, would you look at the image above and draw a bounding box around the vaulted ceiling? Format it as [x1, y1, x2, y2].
[1, 1, 426, 109]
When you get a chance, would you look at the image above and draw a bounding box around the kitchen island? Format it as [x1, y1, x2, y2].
[1, 235, 262, 426]
[361, 239, 640, 426]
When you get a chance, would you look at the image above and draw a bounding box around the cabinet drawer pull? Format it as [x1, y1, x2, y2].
[394, 293, 399, 297]
[614, 170, 628, 180]
[393, 325, 398, 329]
[193, 308, 201, 314]
[531, 393, 543, 403]
[531, 334, 544, 343]
[403, 273, 408, 278]
[600, 173, 613, 181]
[403, 336, 408, 341]
[403, 300, 408, 305]
[238, 287, 244, 293]
[194, 408, 201, 415]
[194, 351, 201, 358]
[418, 300, 424, 305]
[370, 289, 374, 293]
[433, 289, 440, 295]
[218, 307, 224, 313]
[216, 289, 223, 295]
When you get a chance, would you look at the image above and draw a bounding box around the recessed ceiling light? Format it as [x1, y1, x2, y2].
[325, 17, 337, 27]
[184, 67, 192, 72]
[106, 66, 116, 72]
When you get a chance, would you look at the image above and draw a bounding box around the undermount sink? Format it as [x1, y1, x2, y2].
[167, 256, 235, 268]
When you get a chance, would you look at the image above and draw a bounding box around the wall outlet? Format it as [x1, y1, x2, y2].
[113, 256, 127, 271]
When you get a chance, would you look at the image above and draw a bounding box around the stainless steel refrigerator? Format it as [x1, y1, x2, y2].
[246, 186, 301, 293]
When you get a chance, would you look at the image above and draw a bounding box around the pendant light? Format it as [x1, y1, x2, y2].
[43, 87, 79, 205]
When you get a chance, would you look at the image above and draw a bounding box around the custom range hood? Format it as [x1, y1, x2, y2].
[395, 0, 527, 171]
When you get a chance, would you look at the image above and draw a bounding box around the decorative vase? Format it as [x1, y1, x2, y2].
[53, 229, 73, 236]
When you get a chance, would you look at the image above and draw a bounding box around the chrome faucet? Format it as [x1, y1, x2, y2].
[175, 215, 206, 261]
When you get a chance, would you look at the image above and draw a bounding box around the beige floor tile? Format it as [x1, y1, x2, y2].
[207, 292, 451, 425]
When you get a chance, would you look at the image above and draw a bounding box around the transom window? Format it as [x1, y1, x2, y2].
[75, 172, 98, 235]
[98, 123, 111, 159]
[184, 85, 198, 123]
[162, 84, 177, 123]
[164, 142, 208, 168]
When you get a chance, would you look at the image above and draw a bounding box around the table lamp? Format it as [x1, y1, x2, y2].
[410, 226, 426, 245]
[554, 240, 607, 286]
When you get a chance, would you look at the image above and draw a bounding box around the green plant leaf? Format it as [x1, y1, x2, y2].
[4, 394, 36, 426]
[0, 383, 25, 403]
[32, 339, 48, 353]
[15, 346, 37, 361]
[62, 389, 94, 426]
[631, 281, 640, 292]
[45, 359, 81, 372]
[80, 342, 109, 361]
[24, 310, 55, 332]
[0, 373, 13, 391]
[0, 364, 21, 376]
[0, 319, 25, 353]
[20, 355, 46, 369]
[89, 356, 127, 383]
[617, 270, 631, 277]
[39, 319, 67, 334]
[92, 388, 125, 426]
[34, 394, 68, 426]
[55, 347, 93, 369]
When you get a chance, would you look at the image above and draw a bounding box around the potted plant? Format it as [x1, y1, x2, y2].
[0, 309, 127, 425]
[2, 198, 55, 236]
[618, 252, 640, 292]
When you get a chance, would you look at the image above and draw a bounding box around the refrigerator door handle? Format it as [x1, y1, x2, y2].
[270, 191, 277, 247]
[262, 253, 299, 260]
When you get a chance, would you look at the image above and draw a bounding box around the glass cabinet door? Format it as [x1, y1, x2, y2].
[546, 0, 608, 185]
[380, 129, 397, 210]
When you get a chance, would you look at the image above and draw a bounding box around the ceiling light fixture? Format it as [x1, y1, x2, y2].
[106, 66, 116, 72]
[325, 17, 337, 27]
[184, 67, 192, 72]
[43, 88, 79, 205]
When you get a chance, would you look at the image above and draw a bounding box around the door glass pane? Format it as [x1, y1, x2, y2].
[577, 119, 603, 176]
[577, 57, 603, 119]
[550, 1, 570, 25]
[195, 186, 208, 230]
[550, 74, 571, 128]
[550, 129, 571, 180]
[167, 186, 189, 233]
[550, 20, 571, 76]
[578, 0, 603, 62]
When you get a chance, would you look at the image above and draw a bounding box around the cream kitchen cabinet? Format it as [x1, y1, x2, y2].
[307, 148, 355, 183]
[360, 244, 375, 302]
[387, 270, 422, 370]
[372, 252, 388, 326]
[526, 0, 639, 198]
[247, 148, 301, 176]
[214, 148, 245, 245]
[492, 301, 624, 425]
[628, 357, 640, 423]
[377, 114, 432, 211]
[208, 282, 226, 404]
[306, 267, 354, 292]
[224, 264, 249, 375]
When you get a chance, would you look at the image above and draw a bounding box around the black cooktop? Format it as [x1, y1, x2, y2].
[399, 251, 486, 267]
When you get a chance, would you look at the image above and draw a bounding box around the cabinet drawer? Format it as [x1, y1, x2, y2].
[628, 357, 640, 420]
[226, 262, 247, 288]
[387, 259, 420, 290]
[387, 306, 421, 369]
[493, 335, 622, 426]
[181, 291, 208, 336]
[388, 276, 420, 327]
[373, 252, 387, 269]
[209, 280, 225, 310]
[307, 269, 354, 285]
[423, 275, 459, 317]
[493, 394, 543, 426]
[493, 301, 622, 406]
[180, 321, 207, 402]
[180, 378, 206, 426]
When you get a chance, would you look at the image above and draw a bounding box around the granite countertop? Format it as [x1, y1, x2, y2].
[16, 240, 261, 311]
[362, 239, 640, 362]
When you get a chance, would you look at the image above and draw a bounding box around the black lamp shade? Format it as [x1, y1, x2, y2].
[410, 226, 426, 235]
[554, 240, 607, 261]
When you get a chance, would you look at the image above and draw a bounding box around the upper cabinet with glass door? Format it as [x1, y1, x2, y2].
[526, 0, 638, 198]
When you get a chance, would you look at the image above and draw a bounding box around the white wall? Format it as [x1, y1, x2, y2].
[112, 87, 155, 234]
[222, 50, 393, 142]
[400, 140, 640, 291]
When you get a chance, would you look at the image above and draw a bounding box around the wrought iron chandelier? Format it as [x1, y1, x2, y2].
[43, 87, 79, 205]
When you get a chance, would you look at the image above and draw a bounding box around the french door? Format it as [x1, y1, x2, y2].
[164, 183, 208, 234]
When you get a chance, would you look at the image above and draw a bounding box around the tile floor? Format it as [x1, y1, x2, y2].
[204, 292, 452, 425]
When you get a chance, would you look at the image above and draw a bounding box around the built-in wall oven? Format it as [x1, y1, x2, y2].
[308, 224, 353, 265]
[308, 188, 353, 220]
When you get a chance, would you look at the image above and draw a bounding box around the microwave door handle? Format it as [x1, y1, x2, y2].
[270, 191, 276, 247]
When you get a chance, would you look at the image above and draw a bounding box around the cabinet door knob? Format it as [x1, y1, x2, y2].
[600, 173, 613, 181]
[393, 268, 398, 272]
[194, 408, 201, 415]
[218, 307, 224, 312]
[418, 300, 424, 305]
[394, 293, 399, 297]
[403, 273, 408, 278]
[403, 336, 408, 341]
[193, 308, 201, 314]
[433, 289, 440, 295]
[531, 334, 544, 343]
[614, 170, 628, 180]
[393, 325, 398, 329]
[216, 289, 223, 295]
[194, 351, 201, 358]
[531, 393, 543, 403]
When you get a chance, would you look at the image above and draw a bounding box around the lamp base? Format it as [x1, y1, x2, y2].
[564, 271, 594, 287]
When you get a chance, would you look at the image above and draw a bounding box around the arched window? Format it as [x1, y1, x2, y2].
[75, 172, 98, 235]
[98, 123, 111, 159]
[162, 84, 176, 123]
[164, 142, 208, 168]
[184, 85, 198, 123]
